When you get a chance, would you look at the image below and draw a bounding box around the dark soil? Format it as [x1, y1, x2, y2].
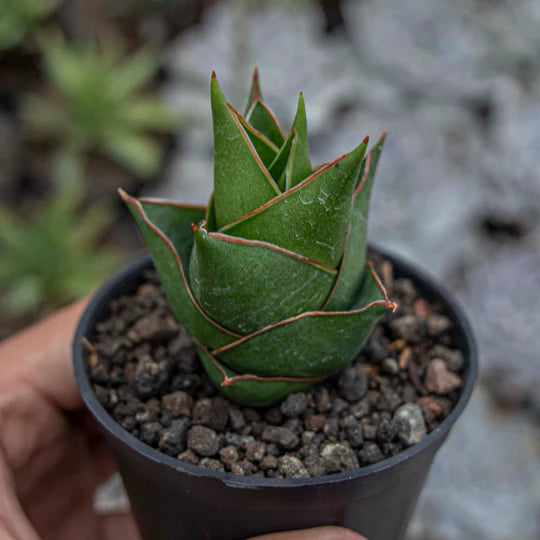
[87, 258, 465, 478]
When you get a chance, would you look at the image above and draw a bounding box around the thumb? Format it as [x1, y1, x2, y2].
[247, 526, 367, 540]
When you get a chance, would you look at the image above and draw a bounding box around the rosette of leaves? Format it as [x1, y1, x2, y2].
[121, 70, 396, 406]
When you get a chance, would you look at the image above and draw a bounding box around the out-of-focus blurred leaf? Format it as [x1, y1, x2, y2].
[23, 34, 181, 180]
[0, 184, 124, 317]
[104, 132, 162, 177]
[0, 0, 58, 51]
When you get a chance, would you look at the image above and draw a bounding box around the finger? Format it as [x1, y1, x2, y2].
[0, 299, 89, 412]
[248, 526, 367, 540]
[0, 454, 40, 540]
[99, 512, 141, 540]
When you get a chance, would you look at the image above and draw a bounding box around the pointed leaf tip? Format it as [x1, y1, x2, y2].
[211, 70, 217, 79]
[117, 187, 129, 202]
[191, 223, 199, 234]
[363, 135, 370, 145]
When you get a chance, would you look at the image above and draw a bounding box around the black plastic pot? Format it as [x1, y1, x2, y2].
[73, 248, 477, 540]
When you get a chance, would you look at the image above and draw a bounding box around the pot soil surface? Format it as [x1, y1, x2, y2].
[86, 257, 465, 479]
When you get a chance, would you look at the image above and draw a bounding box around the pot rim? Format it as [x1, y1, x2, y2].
[73, 246, 477, 489]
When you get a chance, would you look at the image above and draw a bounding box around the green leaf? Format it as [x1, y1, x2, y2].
[246, 100, 286, 147]
[286, 93, 312, 189]
[189, 226, 336, 335]
[212, 264, 394, 378]
[198, 345, 318, 407]
[120, 191, 239, 349]
[326, 134, 386, 310]
[235, 109, 279, 168]
[244, 67, 262, 116]
[269, 129, 295, 188]
[211, 74, 280, 229]
[221, 139, 368, 269]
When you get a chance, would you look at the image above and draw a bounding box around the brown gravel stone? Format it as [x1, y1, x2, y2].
[231, 459, 255, 476]
[278, 455, 309, 478]
[219, 445, 239, 466]
[304, 414, 326, 431]
[200, 458, 225, 472]
[161, 391, 193, 417]
[178, 449, 199, 465]
[187, 425, 219, 456]
[426, 314, 452, 336]
[321, 443, 359, 473]
[425, 359, 462, 394]
[245, 441, 266, 461]
[260, 455, 278, 470]
[262, 426, 299, 449]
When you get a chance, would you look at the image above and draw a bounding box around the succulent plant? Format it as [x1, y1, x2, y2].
[121, 70, 396, 406]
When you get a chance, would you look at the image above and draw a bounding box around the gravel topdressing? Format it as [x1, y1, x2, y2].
[86, 259, 465, 478]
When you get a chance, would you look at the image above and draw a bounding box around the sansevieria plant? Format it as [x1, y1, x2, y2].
[120, 70, 396, 406]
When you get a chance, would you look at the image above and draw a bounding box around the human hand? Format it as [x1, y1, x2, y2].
[0, 301, 140, 540]
[0, 303, 365, 540]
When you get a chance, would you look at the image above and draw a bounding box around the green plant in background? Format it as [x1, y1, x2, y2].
[121, 70, 396, 406]
[0, 0, 58, 51]
[23, 33, 179, 182]
[0, 181, 122, 317]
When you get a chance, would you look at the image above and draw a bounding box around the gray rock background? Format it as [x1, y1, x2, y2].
[97, 0, 540, 537]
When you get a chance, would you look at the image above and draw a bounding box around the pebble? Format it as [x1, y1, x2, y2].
[228, 407, 246, 430]
[278, 455, 310, 478]
[132, 355, 169, 398]
[358, 442, 384, 465]
[161, 391, 193, 417]
[219, 445, 239, 465]
[426, 314, 452, 336]
[158, 419, 189, 456]
[192, 397, 229, 431]
[362, 424, 377, 440]
[304, 455, 327, 477]
[349, 401, 370, 419]
[200, 458, 225, 472]
[338, 366, 368, 402]
[321, 443, 359, 473]
[245, 441, 266, 461]
[128, 314, 179, 343]
[177, 449, 199, 465]
[429, 345, 464, 372]
[342, 416, 364, 448]
[281, 392, 309, 417]
[313, 387, 332, 412]
[231, 459, 255, 476]
[223, 432, 254, 449]
[262, 426, 299, 449]
[382, 357, 400, 375]
[377, 419, 398, 443]
[323, 417, 339, 439]
[389, 314, 424, 343]
[187, 425, 219, 456]
[264, 407, 283, 425]
[417, 396, 443, 425]
[260, 455, 278, 470]
[140, 422, 162, 446]
[392, 403, 427, 446]
[304, 414, 326, 431]
[425, 359, 462, 394]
